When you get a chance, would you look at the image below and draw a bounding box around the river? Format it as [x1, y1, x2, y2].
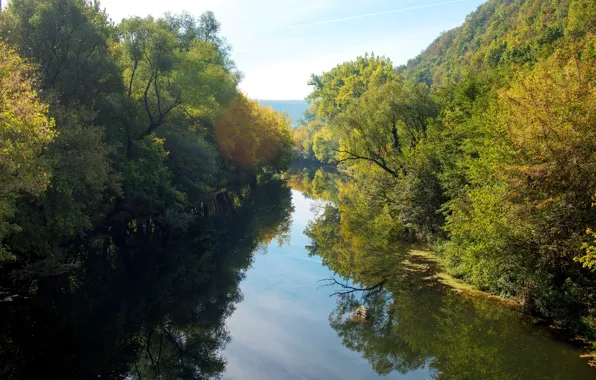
[0, 176, 595, 379]
[222, 188, 596, 379]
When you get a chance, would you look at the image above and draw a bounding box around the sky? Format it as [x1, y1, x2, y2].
[99, 0, 487, 100]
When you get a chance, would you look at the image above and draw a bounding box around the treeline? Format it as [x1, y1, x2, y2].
[299, 0, 596, 339]
[0, 0, 293, 266]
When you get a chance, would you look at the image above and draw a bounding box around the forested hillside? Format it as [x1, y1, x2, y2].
[403, 0, 595, 86]
[0, 0, 292, 268]
[299, 0, 596, 341]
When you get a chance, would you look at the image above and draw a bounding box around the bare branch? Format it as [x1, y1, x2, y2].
[146, 330, 158, 377]
[142, 71, 156, 127]
[164, 328, 186, 368]
[318, 277, 386, 297]
[333, 149, 399, 178]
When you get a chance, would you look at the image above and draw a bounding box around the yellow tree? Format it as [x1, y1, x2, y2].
[214, 94, 292, 170]
[0, 43, 54, 260]
[312, 127, 338, 164]
[497, 35, 596, 268]
[291, 126, 309, 158]
[582, 196, 596, 269]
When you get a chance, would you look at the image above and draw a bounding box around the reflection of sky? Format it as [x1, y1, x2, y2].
[222, 190, 429, 379]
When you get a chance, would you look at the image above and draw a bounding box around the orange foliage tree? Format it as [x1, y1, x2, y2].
[214, 94, 292, 170]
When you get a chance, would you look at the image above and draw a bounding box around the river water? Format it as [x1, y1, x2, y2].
[1, 180, 595, 379]
[223, 189, 596, 380]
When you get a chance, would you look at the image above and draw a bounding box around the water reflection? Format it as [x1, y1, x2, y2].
[0, 179, 293, 379]
[223, 190, 415, 379]
[300, 166, 596, 379]
[2, 169, 595, 379]
[328, 286, 596, 379]
[286, 165, 342, 202]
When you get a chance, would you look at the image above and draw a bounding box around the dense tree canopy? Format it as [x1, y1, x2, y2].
[296, 168, 596, 378]
[0, 43, 54, 261]
[2, 0, 596, 376]
[0, 0, 293, 268]
[298, 0, 596, 341]
[0, 3, 295, 378]
[214, 93, 293, 170]
[307, 53, 399, 121]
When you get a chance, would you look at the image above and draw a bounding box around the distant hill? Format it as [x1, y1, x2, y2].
[259, 100, 310, 127]
[403, 0, 595, 87]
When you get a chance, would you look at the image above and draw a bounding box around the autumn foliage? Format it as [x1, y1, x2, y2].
[215, 94, 292, 169]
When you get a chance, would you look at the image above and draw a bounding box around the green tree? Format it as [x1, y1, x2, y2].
[334, 81, 437, 177]
[0, 43, 54, 261]
[0, 0, 124, 258]
[118, 14, 238, 150]
[307, 53, 399, 121]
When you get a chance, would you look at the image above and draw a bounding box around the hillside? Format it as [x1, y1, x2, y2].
[259, 100, 310, 127]
[403, 0, 595, 86]
[299, 0, 596, 342]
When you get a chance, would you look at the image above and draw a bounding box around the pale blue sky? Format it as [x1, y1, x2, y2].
[100, 0, 486, 100]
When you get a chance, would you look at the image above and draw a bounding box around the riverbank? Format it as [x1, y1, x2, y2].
[405, 249, 517, 307]
[404, 247, 596, 367]
[286, 164, 596, 369]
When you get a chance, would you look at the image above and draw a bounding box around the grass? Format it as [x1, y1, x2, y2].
[406, 248, 519, 309]
[408, 249, 474, 291]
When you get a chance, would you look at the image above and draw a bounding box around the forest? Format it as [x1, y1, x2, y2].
[2, 0, 596, 376]
[0, 2, 295, 377]
[295, 0, 596, 342]
[0, 0, 293, 266]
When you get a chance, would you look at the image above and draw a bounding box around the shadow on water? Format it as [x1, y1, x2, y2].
[0, 179, 294, 379]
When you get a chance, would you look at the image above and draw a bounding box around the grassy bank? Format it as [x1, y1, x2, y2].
[404, 248, 596, 366]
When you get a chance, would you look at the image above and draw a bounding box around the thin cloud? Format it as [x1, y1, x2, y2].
[291, 0, 466, 28]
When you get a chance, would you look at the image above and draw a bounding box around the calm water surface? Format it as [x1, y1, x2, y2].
[223, 190, 596, 380]
[1, 181, 595, 379]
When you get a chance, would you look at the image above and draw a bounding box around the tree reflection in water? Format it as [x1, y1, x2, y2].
[326, 280, 596, 379]
[0, 179, 293, 380]
[300, 166, 596, 380]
